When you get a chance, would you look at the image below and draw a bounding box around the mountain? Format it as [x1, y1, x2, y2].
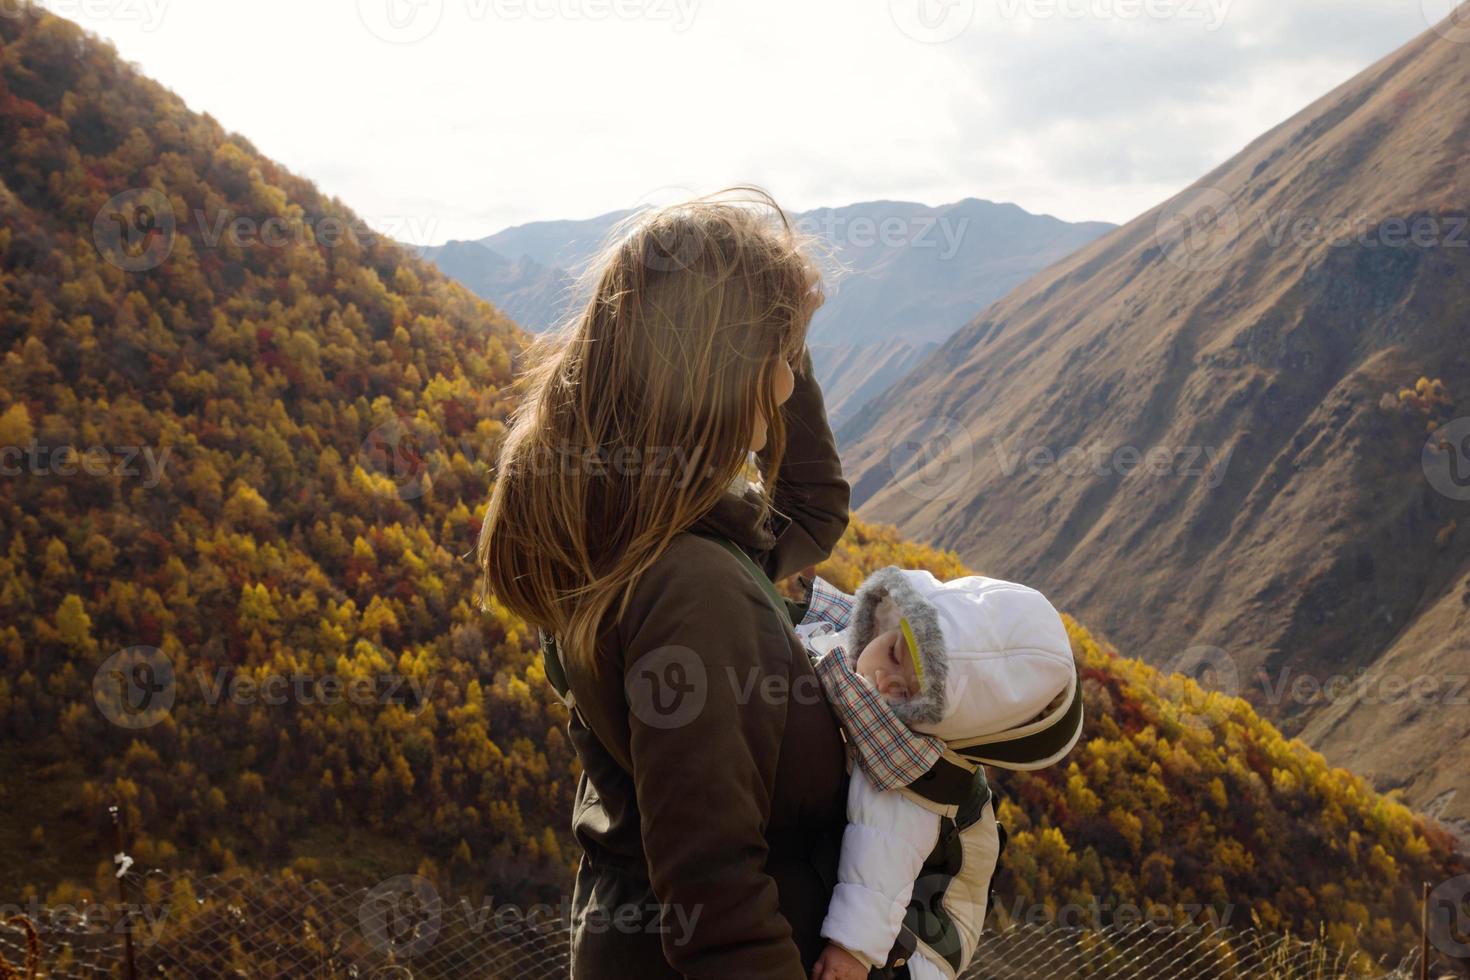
[809, 337, 941, 428]
[422, 200, 1114, 424]
[837, 10, 1470, 839]
[799, 199, 1114, 349]
[478, 209, 634, 270]
[416, 209, 634, 334]
[417, 239, 571, 333]
[2, 8, 1464, 971]
[0, 4, 573, 900]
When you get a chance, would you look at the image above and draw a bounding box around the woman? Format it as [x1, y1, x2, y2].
[478, 187, 853, 978]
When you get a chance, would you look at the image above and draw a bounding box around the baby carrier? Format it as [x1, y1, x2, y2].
[538, 530, 1084, 978]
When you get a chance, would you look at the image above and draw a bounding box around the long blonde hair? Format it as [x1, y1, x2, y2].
[477, 186, 827, 675]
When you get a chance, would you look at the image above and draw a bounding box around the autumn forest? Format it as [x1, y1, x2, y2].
[0, 5, 1466, 975]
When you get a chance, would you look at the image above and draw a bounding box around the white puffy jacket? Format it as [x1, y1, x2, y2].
[808, 568, 1080, 978]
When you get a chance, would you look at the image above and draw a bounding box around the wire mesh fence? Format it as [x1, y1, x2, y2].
[0, 868, 1445, 980]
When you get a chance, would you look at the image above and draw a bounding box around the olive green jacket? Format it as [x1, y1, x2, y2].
[564, 345, 853, 979]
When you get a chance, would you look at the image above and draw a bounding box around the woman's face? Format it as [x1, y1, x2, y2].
[749, 355, 795, 453]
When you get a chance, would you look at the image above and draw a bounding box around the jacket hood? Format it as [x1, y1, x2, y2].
[848, 566, 1076, 743]
[848, 566, 950, 726]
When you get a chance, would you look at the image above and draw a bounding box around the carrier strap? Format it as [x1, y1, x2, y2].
[882, 923, 920, 972]
[537, 627, 581, 723]
[687, 529, 805, 626]
[905, 753, 988, 810]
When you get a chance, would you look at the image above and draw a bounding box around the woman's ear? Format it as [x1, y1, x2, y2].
[774, 354, 796, 406]
[750, 355, 796, 452]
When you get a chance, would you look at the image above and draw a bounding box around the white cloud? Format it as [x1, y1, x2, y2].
[39, 0, 1453, 242]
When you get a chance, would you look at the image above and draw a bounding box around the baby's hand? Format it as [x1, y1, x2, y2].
[812, 941, 869, 980]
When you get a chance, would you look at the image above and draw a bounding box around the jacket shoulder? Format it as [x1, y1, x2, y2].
[614, 532, 788, 650]
[643, 531, 760, 588]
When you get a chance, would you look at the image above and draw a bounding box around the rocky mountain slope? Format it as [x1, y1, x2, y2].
[838, 9, 1470, 836]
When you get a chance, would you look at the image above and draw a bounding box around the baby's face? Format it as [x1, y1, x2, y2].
[854, 627, 919, 703]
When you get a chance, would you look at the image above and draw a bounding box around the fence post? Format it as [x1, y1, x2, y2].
[109, 806, 138, 980]
[1420, 880, 1429, 980]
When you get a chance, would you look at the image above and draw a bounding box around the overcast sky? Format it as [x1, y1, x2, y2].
[38, 0, 1467, 244]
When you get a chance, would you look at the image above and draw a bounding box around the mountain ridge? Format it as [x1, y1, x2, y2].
[424, 196, 1114, 422]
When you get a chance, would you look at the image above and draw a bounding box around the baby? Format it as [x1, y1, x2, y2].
[793, 566, 1082, 980]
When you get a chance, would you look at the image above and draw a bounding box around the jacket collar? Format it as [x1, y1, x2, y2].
[689, 481, 791, 553]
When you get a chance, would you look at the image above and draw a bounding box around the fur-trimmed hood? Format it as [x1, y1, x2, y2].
[847, 566, 1076, 744]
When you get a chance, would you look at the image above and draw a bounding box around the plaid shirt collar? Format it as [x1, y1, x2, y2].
[796, 575, 944, 791]
[794, 573, 856, 636]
